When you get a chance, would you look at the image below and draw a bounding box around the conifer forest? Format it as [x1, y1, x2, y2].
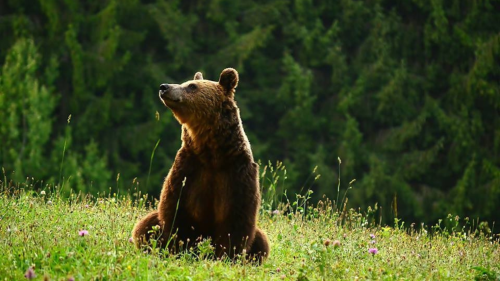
[1, 0, 499, 226]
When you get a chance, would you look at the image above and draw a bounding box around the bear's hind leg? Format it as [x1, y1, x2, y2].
[248, 228, 270, 264]
[132, 210, 165, 249]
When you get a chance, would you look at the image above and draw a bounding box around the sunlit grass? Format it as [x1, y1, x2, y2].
[1, 180, 499, 280]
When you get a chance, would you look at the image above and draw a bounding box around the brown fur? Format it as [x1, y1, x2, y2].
[132, 68, 270, 263]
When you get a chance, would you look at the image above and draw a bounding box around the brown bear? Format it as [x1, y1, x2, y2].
[132, 68, 270, 263]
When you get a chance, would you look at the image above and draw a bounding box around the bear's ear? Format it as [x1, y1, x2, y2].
[194, 72, 203, 80]
[218, 68, 239, 93]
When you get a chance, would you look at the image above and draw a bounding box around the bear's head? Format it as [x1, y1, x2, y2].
[159, 68, 239, 125]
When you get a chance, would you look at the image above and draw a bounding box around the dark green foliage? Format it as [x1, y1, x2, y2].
[0, 0, 499, 224]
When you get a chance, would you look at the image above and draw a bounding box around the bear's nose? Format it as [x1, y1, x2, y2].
[159, 84, 170, 91]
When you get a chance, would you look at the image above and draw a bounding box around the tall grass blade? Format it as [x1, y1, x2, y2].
[146, 139, 161, 191]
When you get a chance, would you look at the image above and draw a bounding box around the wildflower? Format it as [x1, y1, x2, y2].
[129, 237, 134, 243]
[85, 204, 90, 208]
[371, 240, 376, 244]
[272, 210, 280, 215]
[24, 267, 36, 279]
[368, 248, 378, 255]
[47, 201, 52, 205]
[370, 233, 375, 239]
[276, 268, 281, 273]
[40, 191, 46, 195]
[79, 230, 89, 237]
[343, 233, 347, 239]
[324, 239, 331, 247]
[333, 240, 341, 248]
[68, 277, 75, 281]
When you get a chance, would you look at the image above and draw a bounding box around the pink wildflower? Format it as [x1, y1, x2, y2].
[333, 240, 341, 248]
[24, 267, 36, 279]
[368, 248, 378, 255]
[79, 230, 89, 237]
[370, 233, 375, 239]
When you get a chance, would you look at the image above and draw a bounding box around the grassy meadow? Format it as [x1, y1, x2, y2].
[0, 177, 499, 281]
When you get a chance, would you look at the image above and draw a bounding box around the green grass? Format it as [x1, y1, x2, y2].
[1, 186, 499, 280]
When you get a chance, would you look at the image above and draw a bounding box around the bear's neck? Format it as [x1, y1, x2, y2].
[182, 113, 253, 167]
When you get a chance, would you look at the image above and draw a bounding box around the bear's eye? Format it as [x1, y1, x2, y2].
[187, 84, 197, 91]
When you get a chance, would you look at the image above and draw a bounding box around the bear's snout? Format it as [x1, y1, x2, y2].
[159, 84, 171, 100]
[159, 83, 182, 104]
[159, 84, 170, 91]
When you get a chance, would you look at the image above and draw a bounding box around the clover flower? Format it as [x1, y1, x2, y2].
[24, 267, 36, 279]
[324, 239, 331, 247]
[370, 233, 375, 239]
[368, 248, 378, 255]
[79, 230, 89, 236]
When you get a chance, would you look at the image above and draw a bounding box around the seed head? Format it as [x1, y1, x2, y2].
[324, 239, 331, 247]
